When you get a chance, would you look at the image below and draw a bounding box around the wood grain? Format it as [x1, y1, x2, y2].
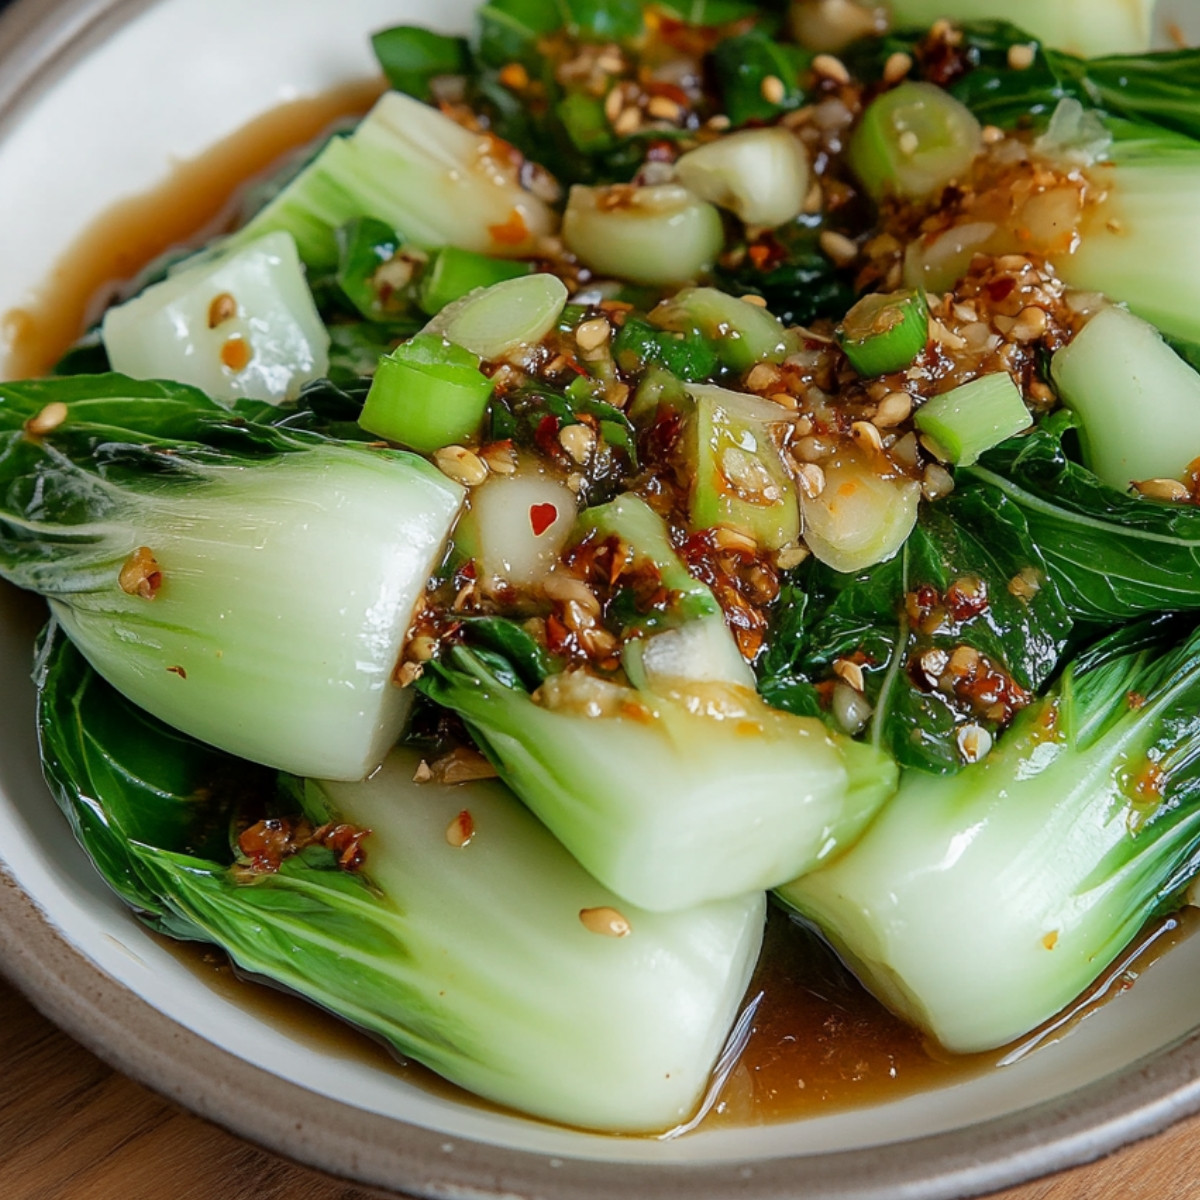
[2, 976, 1200, 1200]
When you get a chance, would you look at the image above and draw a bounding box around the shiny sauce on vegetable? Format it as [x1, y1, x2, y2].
[11, 85, 1195, 1133]
[159, 905, 1193, 1131]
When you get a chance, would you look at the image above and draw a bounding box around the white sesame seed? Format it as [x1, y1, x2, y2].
[812, 54, 851, 86]
[883, 51, 913, 84]
[24, 401, 68, 437]
[957, 723, 993, 763]
[1134, 477, 1192, 503]
[434, 445, 489, 487]
[873, 391, 913, 428]
[760, 75, 786, 105]
[1007, 43, 1037, 71]
[574, 317, 611, 352]
[819, 230, 858, 266]
[580, 906, 632, 937]
[559, 423, 597, 464]
[851, 420, 884, 453]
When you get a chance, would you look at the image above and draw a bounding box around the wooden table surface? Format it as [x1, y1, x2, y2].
[1, 975, 1199, 1200]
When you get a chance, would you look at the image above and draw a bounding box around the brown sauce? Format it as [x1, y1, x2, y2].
[157, 904, 1194, 1135]
[1, 78, 384, 379]
[9, 88, 1196, 1133]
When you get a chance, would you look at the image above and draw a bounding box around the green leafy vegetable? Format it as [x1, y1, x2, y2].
[37, 629, 766, 1133]
[0, 374, 463, 779]
[778, 617, 1200, 1054]
[371, 26, 471, 101]
[759, 476, 1073, 774]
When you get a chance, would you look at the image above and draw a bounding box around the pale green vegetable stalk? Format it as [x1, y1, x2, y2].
[1056, 128, 1200, 345]
[674, 128, 811, 229]
[423, 273, 568, 361]
[800, 450, 921, 573]
[778, 621, 1200, 1054]
[36, 633, 767, 1134]
[884, 0, 1155, 57]
[562, 183, 724, 286]
[102, 232, 329, 406]
[230, 91, 557, 270]
[0, 376, 463, 780]
[421, 496, 897, 912]
[1051, 305, 1200, 490]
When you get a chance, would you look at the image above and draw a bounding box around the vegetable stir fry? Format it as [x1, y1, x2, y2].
[5, 0, 1200, 1133]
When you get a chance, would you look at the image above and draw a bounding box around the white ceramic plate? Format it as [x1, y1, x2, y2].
[3, 2, 1200, 1196]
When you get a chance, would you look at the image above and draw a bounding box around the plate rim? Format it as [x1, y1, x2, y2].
[3, 0, 1200, 1195]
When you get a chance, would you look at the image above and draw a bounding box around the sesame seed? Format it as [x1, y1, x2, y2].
[707, 114, 731, 131]
[803, 182, 824, 214]
[207, 292, 237, 329]
[1007, 43, 1037, 70]
[921, 462, 955, 501]
[919, 648, 950, 684]
[407, 635, 438, 662]
[445, 810, 476, 848]
[1008, 568, 1042, 600]
[434, 445, 489, 487]
[812, 54, 851, 86]
[394, 661, 424, 688]
[956, 723, 993, 763]
[797, 462, 827, 499]
[604, 86, 624, 123]
[646, 95, 683, 122]
[1134, 477, 1191, 503]
[898, 129, 920, 157]
[832, 658, 866, 692]
[760, 75, 786, 105]
[574, 317, 611, 352]
[580, 906, 632, 937]
[745, 362, 782, 393]
[873, 391, 913, 428]
[982, 124, 1005, 145]
[613, 106, 641, 136]
[479, 441, 519, 474]
[819, 229, 858, 266]
[543, 573, 602, 615]
[559, 423, 597, 464]
[1009, 306, 1048, 343]
[740, 293, 768, 307]
[851, 420, 884, 453]
[774, 544, 809, 571]
[24, 401, 68, 437]
[712, 525, 759, 554]
[118, 546, 162, 600]
[883, 51, 913, 84]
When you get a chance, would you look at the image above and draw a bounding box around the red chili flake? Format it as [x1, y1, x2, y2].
[530, 502, 559, 537]
[166, 665, 187, 678]
[237, 816, 371, 874]
[488, 207, 529, 246]
[534, 414, 562, 458]
[987, 277, 1017, 303]
[945, 577, 989, 623]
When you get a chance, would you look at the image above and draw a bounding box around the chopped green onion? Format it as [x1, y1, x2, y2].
[848, 82, 982, 203]
[612, 315, 719, 382]
[837, 288, 929, 377]
[674, 128, 811, 229]
[562, 184, 724, 287]
[425, 273, 568, 361]
[652, 287, 793, 372]
[358, 334, 495, 452]
[418, 246, 533, 316]
[914, 373, 1032, 467]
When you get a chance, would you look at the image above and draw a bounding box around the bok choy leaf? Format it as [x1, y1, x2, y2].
[0, 374, 463, 779]
[777, 618, 1200, 1054]
[37, 629, 765, 1132]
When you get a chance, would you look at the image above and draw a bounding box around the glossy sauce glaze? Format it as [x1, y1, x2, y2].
[8, 86, 1195, 1133]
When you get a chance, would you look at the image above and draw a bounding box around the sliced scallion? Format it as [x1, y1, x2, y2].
[418, 247, 533, 316]
[848, 82, 982, 203]
[837, 288, 929, 377]
[914, 372, 1032, 467]
[425, 273, 568, 361]
[358, 334, 495, 452]
[562, 184, 724, 287]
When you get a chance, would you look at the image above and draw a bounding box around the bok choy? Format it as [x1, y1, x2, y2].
[0, 375, 463, 779]
[38, 630, 765, 1132]
[421, 496, 898, 912]
[778, 620, 1200, 1054]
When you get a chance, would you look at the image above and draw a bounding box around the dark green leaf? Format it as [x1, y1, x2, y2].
[968, 421, 1200, 623]
[712, 29, 810, 127]
[371, 26, 471, 101]
[759, 476, 1072, 774]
